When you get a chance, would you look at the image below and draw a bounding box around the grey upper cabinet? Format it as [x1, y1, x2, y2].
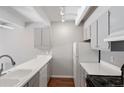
[34, 27, 51, 50]
[97, 11, 110, 51]
[91, 21, 98, 49]
[109, 7, 124, 33]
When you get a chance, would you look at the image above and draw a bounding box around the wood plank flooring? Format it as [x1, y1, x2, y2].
[48, 78, 75, 87]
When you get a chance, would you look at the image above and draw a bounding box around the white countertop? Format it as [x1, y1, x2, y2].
[80, 60, 121, 76]
[0, 55, 52, 87]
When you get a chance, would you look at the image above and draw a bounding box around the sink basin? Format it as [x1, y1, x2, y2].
[5, 69, 32, 78]
[0, 78, 19, 87]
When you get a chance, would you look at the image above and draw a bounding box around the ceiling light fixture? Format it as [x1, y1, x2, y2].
[60, 11, 64, 16]
[60, 6, 65, 23]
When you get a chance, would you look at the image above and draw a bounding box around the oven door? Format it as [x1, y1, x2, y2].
[86, 78, 95, 87]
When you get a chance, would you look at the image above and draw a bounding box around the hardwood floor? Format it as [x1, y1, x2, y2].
[48, 78, 75, 87]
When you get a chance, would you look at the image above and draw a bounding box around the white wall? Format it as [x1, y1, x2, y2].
[0, 27, 41, 70]
[51, 21, 83, 77]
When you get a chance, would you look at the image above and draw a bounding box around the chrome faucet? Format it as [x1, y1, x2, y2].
[0, 55, 16, 75]
[0, 63, 3, 76]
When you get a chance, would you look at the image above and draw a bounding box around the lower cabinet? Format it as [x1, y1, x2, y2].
[23, 61, 51, 87]
[39, 64, 48, 87]
[24, 72, 40, 87]
[47, 60, 52, 83]
[28, 72, 40, 87]
[39, 61, 51, 87]
[80, 66, 87, 87]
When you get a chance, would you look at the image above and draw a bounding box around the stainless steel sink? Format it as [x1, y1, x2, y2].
[0, 78, 19, 87]
[5, 69, 32, 78]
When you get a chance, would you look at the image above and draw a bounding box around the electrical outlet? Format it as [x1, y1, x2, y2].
[110, 56, 114, 63]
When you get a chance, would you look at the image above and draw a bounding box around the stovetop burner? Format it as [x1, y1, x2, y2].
[86, 75, 123, 87]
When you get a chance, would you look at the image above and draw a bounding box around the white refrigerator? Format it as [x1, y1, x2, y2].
[73, 42, 99, 87]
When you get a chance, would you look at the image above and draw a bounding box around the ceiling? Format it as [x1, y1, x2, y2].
[41, 6, 80, 22]
[1, 6, 81, 28]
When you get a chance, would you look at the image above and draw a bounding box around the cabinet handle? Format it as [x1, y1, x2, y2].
[108, 11, 111, 35]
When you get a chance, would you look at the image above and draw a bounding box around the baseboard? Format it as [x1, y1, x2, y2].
[51, 75, 73, 78]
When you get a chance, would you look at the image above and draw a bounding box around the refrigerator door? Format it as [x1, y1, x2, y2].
[73, 42, 78, 86]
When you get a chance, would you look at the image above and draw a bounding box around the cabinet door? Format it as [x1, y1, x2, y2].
[83, 28, 87, 41]
[47, 61, 52, 83]
[91, 21, 98, 49]
[80, 67, 86, 87]
[98, 11, 110, 50]
[87, 26, 91, 40]
[28, 72, 40, 87]
[34, 28, 42, 49]
[41, 28, 51, 50]
[109, 6, 124, 33]
[39, 64, 48, 87]
[34, 27, 51, 50]
[83, 26, 91, 41]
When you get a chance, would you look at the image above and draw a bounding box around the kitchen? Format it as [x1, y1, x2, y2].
[0, 6, 124, 87]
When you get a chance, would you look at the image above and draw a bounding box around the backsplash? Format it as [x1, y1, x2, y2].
[101, 51, 124, 67]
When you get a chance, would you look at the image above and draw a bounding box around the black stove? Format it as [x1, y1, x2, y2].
[86, 75, 123, 87]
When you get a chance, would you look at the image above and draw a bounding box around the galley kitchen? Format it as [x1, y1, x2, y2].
[0, 6, 124, 87]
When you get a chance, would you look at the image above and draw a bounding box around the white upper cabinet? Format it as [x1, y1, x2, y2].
[34, 28, 42, 49]
[90, 11, 110, 51]
[104, 7, 124, 42]
[109, 7, 124, 33]
[97, 11, 110, 51]
[83, 26, 91, 41]
[34, 27, 51, 50]
[41, 27, 51, 50]
[84, 7, 114, 51]
[91, 21, 98, 49]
